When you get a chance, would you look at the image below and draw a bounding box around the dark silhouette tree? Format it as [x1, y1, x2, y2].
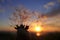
[15, 24, 30, 40]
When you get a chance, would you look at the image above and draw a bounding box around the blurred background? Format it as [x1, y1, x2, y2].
[0, 0, 60, 40]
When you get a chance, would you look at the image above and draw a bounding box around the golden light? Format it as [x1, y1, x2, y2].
[28, 22, 43, 36]
[28, 22, 43, 33]
[35, 26, 42, 32]
[34, 25, 42, 32]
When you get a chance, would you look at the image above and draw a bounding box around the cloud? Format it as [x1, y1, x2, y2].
[44, 15, 60, 27]
[8, 6, 60, 33]
[43, 1, 60, 17]
[44, 2, 55, 9]
[9, 7, 42, 26]
[42, 2, 60, 27]
[43, 4, 60, 27]
[45, 5, 60, 17]
[57, 0, 60, 2]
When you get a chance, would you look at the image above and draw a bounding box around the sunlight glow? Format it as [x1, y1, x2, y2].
[35, 26, 42, 32]
[34, 25, 42, 36]
[28, 22, 43, 33]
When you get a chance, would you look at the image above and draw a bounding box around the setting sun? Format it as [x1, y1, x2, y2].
[28, 22, 43, 33]
[34, 25, 42, 32]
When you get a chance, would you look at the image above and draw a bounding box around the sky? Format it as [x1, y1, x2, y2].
[0, 0, 60, 31]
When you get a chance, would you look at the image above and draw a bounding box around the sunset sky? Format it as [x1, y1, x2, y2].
[0, 0, 60, 32]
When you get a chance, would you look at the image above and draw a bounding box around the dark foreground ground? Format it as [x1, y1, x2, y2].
[0, 31, 60, 40]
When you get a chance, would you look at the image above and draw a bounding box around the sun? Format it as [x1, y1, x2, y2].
[34, 25, 42, 32]
[35, 26, 41, 32]
[28, 22, 43, 36]
[28, 22, 43, 33]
